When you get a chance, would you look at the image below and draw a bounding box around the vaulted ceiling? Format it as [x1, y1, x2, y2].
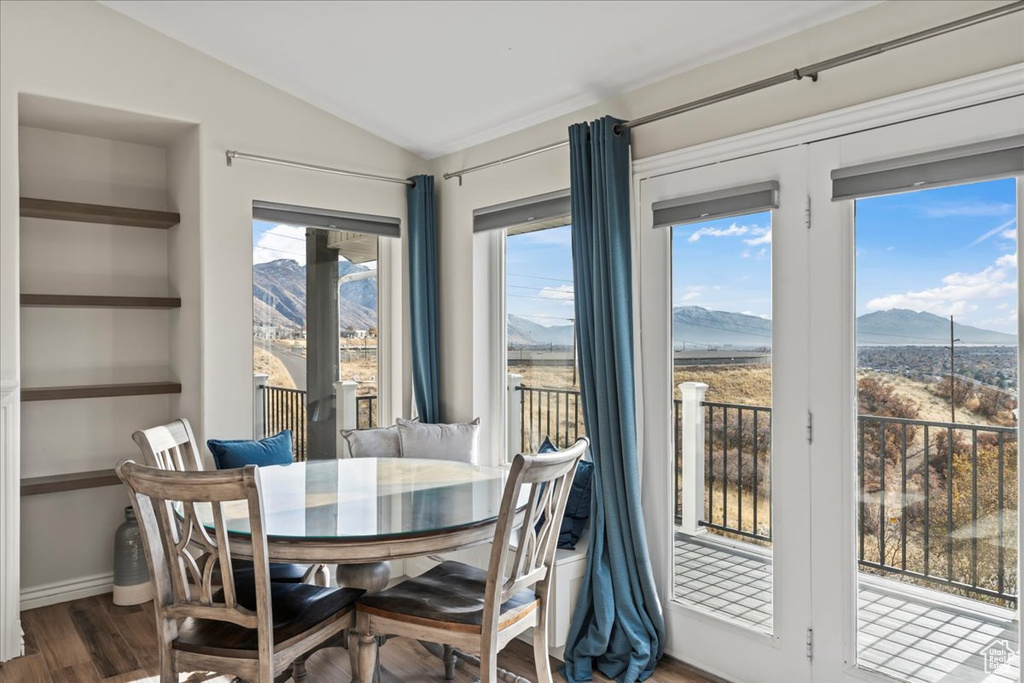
[101, 1, 876, 159]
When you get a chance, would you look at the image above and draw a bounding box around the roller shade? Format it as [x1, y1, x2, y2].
[253, 200, 400, 238]
[473, 189, 571, 235]
[652, 181, 779, 229]
[832, 135, 1024, 201]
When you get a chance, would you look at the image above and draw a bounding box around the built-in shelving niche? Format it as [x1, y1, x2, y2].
[16, 95, 200, 604]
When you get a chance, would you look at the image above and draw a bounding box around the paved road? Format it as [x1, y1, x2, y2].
[257, 340, 306, 391]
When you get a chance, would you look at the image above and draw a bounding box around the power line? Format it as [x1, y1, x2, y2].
[507, 273, 574, 284]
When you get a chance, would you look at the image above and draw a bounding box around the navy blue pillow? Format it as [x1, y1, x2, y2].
[538, 437, 593, 550]
[208, 430, 294, 469]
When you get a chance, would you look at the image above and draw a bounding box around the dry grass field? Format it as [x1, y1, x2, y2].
[253, 346, 295, 389]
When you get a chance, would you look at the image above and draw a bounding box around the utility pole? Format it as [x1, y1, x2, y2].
[950, 315, 961, 424]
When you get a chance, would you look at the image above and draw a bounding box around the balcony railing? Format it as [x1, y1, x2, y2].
[254, 375, 376, 460]
[263, 385, 308, 461]
[507, 376, 1018, 608]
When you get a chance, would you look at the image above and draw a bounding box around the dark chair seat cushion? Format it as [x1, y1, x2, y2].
[174, 575, 362, 658]
[232, 560, 310, 584]
[356, 561, 538, 634]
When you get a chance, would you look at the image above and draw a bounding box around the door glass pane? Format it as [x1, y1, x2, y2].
[671, 211, 774, 634]
[252, 219, 380, 460]
[855, 177, 1019, 682]
[505, 223, 582, 460]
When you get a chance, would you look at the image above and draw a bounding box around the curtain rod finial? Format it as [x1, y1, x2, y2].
[225, 150, 234, 167]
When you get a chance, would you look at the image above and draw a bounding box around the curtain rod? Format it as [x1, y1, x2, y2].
[225, 150, 415, 186]
[443, 1, 1024, 183]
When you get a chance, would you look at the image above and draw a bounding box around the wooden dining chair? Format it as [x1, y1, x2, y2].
[353, 437, 589, 683]
[116, 460, 363, 683]
[132, 418, 327, 587]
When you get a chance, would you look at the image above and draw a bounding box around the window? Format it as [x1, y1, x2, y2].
[506, 223, 581, 456]
[474, 190, 576, 461]
[251, 202, 397, 460]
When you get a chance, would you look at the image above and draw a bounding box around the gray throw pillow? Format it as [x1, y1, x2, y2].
[396, 417, 481, 464]
[340, 425, 401, 459]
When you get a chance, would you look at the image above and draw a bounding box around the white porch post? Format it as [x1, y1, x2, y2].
[335, 380, 359, 429]
[253, 373, 268, 439]
[334, 380, 359, 457]
[679, 382, 709, 536]
[507, 374, 523, 460]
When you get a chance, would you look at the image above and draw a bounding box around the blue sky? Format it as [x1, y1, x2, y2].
[665, 178, 1018, 333]
[506, 224, 576, 326]
[854, 178, 1017, 333]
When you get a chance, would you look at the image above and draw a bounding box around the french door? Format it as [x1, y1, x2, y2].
[809, 97, 1024, 683]
[638, 146, 813, 682]
[639, 95, 1023, 683]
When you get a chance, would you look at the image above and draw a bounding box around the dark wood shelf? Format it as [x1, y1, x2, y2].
[20, 197, 180, 229]
[21, 294, 182, 309]
[21, 469, 120, 496]
[22, 382, 182, 402]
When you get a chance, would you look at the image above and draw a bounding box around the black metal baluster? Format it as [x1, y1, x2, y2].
[859, 418, 865, 563]
[924, 425, 930, 577]
[998, 430, 1005, 599]
[753, 409, 759, 538]
[738, 407, 744, 533]
[707, 404, 714, 527]
[723, 406, 729, 530]
[971, 427, 979, 588]
[947, 426, 954, 583]
[879, 421, 887, 568]
[901, 422, 908, 571]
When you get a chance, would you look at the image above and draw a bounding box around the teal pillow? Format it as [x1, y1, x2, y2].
[208, 430, 294, 469]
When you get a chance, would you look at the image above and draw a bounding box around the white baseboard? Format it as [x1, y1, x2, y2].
[20, 572, 113, 611]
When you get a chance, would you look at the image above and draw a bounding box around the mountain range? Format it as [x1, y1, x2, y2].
[507, 306, 1016, 349]
[253, 258, 378, 331]
[252, 262, 1016, 348]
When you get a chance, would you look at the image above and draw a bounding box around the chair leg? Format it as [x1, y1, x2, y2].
[443, 644, 457, 681]
[291, 655, 309, 683]
[357, 633, 378, 683]
[533, 622, 554, 683]
[348, 630, 361, 680]
[158, 645, 175, 683]
[480, 640, 498, 683]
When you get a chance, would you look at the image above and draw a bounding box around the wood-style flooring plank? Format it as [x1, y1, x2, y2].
[19, 602, 92, 671]
[0, 651, 51, 682]
[66, 597, 141, 679]
[48, 662, 101, 682]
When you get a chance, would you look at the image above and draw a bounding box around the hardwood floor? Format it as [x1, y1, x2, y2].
[1, 594, 716, 682]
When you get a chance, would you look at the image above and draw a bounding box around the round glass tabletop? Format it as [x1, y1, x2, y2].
[208, 458, 513, 541]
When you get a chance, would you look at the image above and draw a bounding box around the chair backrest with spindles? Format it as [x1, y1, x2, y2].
[483, 437, 589, 632]
[116, 460, 273, 660]
[132, 419, 204, 472]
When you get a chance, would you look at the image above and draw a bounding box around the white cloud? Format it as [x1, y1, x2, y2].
[1002, 228, 1018, 241]
[253, 224, 307, 265]
[688, 222, 748, 242]
[681, 291, 701, 301]
[744, 227, 772, 246]
[925, 202, 1015, 218]
[996, 253, 1018, 268]
[866, 258, 1016, 317]
[538, 284, 574, 303]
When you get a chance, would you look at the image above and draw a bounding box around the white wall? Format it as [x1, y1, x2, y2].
[1, 0, 425, 609]
[428, 0, 1024, 463]
[18, 126, 177, 600]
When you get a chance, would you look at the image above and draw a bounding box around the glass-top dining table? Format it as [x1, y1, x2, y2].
[208, 457, 522, 583]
